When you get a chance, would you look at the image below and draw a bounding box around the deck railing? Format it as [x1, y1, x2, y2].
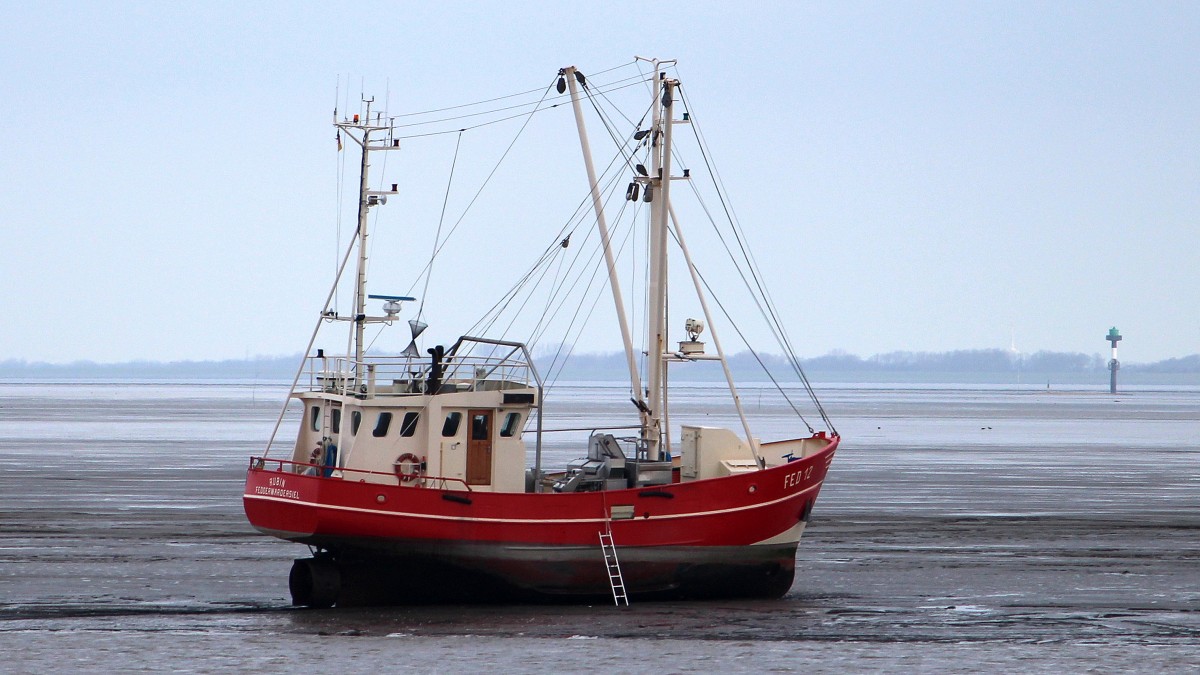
[299, 336, 539, 398]
[249, 456, 473, 491]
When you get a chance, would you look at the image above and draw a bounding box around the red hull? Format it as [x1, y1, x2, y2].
[244, 436, 837, 603]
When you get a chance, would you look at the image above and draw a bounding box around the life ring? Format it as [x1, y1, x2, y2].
[393, 453, 424, 483]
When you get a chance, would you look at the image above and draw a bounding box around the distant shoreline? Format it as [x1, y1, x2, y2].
[2, 348, 1196, 386]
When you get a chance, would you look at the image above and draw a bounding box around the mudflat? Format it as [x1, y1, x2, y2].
[1, 382, 1197, 671]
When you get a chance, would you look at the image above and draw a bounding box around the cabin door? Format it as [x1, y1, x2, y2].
[466, 409, 493, 485]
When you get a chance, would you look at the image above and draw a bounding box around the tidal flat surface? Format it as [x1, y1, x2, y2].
[1, 380, 1198, 672]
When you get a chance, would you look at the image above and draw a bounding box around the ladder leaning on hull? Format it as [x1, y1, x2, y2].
[599, 527, 629, 606]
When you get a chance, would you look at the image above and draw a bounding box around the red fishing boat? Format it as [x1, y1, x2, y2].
[244, 59, 839, 607]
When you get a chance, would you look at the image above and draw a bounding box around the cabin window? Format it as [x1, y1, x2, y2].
[500, 412, 522, 437]
[442, 412, 462, 437]
[330, 408, 341, 434]
[310, 405, 321, 432]
[350, 410, 361, 436]
[373, 412, 393, 438]
[400, 412, 419, 437]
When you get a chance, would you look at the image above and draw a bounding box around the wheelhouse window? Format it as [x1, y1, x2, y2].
[442, 412, 462, 437]
[400, 412, 420, 437]
[373, 412, 393, 438]
[310, 405, 321, 432]
[330, 408, 341, 434]
[500, 412, 521, 437]
[350, 411, 361, 436]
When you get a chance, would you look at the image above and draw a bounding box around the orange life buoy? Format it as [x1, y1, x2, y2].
[393, 453, 424, 483]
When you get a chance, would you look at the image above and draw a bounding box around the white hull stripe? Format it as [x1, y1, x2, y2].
[751, 520, 807, 546]
[245, 481, 821, 526]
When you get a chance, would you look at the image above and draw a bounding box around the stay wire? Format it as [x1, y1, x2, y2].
[682, 172, 833, 432]
[464, 176, 602, 340]
[530, 154, 633, 336]
[393, 61, 638, 119]
[580, 78, 654, 180]
[670, 232, 816, 434]
[465, 164, 606, 339]
[390, 72, 648, 130]
[529, 167, 632, 352]
[676, 84, 819, 405]
[680, 83, 794, 360]
[418, 131, 463, 321]
[402, 76, 559, 299]
[520, 135, 638, 353]
[466, 200, 594, 344]
[678, 82, 789, 350]
[538, 158, 647, 397]
[468, 138, 632, 396]
[677, 84, 834, 431]
[392, 79, 651, 140]
[542, 198, 639, 394]
[466, 130, 632, 343]
[496, 177, 613, 348]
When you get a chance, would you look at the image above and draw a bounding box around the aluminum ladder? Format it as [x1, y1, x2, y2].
[598, 528, 629, 606]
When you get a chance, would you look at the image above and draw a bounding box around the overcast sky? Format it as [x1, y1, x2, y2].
[2, 1, 1197, 364]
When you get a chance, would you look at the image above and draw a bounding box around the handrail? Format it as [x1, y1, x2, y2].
[298, 350, 537, 397]
[248, 456, 474, 492]
[539, 424, 641, 433]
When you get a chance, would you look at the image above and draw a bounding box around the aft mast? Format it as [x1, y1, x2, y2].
[643, 60, 678, 462]
[565, 58, 736, 464]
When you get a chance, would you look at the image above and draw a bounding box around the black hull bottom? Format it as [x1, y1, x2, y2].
[288, 543, 798, 607]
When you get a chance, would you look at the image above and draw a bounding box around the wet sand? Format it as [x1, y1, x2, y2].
[1, 382, 1198, 671]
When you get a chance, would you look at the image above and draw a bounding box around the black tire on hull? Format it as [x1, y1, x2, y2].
[289, 557, 340, 608]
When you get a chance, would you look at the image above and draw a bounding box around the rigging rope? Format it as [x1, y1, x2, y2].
[390, 72, 648, 130]
[392, 61, 639, 119]
[327, 61, 836, 435]
[391, 78, 651, 140]
[402, 76, 559, 299]
[676, 84, 836, 433]
[418, 131, 464, 322]
[669, 226, 817, 435]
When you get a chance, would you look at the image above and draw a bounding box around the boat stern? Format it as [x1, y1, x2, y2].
[243, 458, 322, 541]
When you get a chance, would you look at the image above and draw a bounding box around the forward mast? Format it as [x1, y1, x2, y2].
[332, 98, 401, 380]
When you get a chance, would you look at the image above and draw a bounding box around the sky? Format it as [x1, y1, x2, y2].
[2, 1, 1197, 364]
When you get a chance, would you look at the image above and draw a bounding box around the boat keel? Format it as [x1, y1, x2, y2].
[286, 544, 797, 608]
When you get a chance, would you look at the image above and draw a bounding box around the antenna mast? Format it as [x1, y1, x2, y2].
[333, 98, 400, 377]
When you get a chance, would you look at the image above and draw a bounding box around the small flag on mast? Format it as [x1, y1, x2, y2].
[336, 131, 342, 151]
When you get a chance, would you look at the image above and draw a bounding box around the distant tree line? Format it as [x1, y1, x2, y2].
[798, 349, 1121, 373]
[2, 348, 1197, 380]
[0, 356, 299, 380]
